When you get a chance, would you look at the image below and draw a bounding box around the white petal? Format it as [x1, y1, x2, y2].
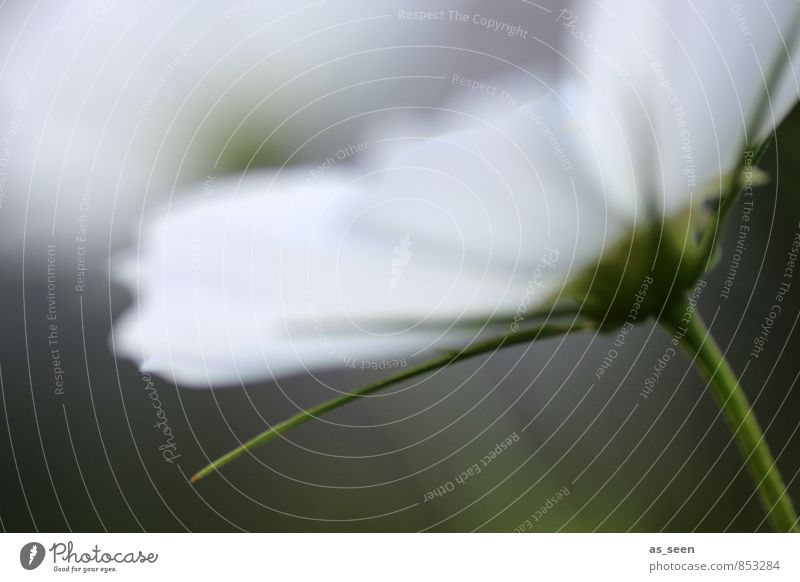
[563, 0, 800, 219]
[341, 89, 620, 288]
[114, 91, 621, 386]
[113, 169, 510, 386]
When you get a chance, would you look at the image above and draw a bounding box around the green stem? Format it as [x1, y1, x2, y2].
[696, 135, 772, 274]
[191, 320, 593, 483]
[663, 302, 798, 532]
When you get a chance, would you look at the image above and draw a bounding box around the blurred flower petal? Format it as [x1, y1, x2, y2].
[565, 0, 800, 219]
[114, 88, 614, 386]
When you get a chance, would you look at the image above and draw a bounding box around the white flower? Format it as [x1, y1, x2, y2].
[114, 0, 800, 386]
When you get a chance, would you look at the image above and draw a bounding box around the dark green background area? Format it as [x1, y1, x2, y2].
[1, 104, 799, 533]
